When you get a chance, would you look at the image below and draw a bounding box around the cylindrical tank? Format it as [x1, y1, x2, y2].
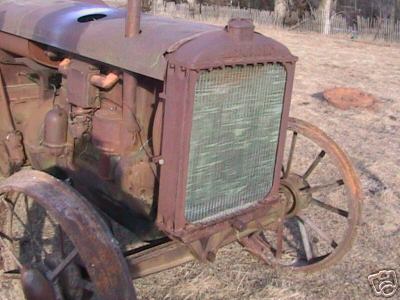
[43, 105, 68, 149]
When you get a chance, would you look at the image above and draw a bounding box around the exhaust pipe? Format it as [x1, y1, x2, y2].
[125, 0, 141, 37]
[122, 1, 141, 153]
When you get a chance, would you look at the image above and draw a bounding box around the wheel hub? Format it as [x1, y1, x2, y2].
[20, 267, 57, 300]
[280, 174, 313, 216]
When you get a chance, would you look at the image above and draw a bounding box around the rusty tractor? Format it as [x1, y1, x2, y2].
[0, 0, 362, 299]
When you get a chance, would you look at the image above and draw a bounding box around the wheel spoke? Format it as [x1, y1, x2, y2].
[23, 195, 37, 257]
[3, 197, 49, 257]
[250, 118, 363, 270]
[311, 198, 349, 218]
[303, 179, 344, 194]
[303, 150, 326, 179]
[0, 231, 13, 242]
[275, 222, 284, 259]
[1, 270, 21, 280]
[298, 215, 338, 249]
[48, 248, 79, 282]
[0, 235, 23, 269]
[1, 188, 95, 297]
[284, 131, 298, 178]
[6, 196, 16, 252]
[5, 194, 18, 243]
[45, 213, 58, 229]
[295, 217, 314, 261]
[59, 225, 65, 258]
[6, 206, 30, 235]
[23, 195, 30, 226]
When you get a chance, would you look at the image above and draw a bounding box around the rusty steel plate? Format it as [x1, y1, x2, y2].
[0, 0, 218, 80]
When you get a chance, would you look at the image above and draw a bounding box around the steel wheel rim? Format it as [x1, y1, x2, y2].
[261, 117, 363, 272]
[0, 170, 136, 300]
[0, 191, 94, 300]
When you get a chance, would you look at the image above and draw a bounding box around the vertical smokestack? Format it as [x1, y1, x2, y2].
[125, 0, 141, 37]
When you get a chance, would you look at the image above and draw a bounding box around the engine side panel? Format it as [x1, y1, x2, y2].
[0, 0, 218, 80]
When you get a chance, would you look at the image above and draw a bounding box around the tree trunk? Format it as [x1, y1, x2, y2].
[274, 0, 288, 26]
[187, 0, 196, 17]
[390, 0, 399, 31]
[318, 0, 336, 35]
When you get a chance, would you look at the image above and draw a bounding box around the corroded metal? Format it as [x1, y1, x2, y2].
[239, 118, 363, 272]
[0, 0, 362, 297]
[125, 0, 141, 37]
[0, 69, 25, 176]
[0, 170, 137, 299]
[43, 106, 68, 150]
[0, 0, 218, 80]
[21, 268, 57, 300]
[152, 19, 296, 240]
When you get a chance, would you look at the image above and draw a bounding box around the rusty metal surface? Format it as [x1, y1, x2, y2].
[0, 1, 361, 294]
[0, 0, 218, 80]
[126, 197, 285, 279]
[20, 268, 57, 300]
[239, 118, 363, 272]
[0, 170, 137, 299]
[286, 117, 362, 271]
[0, 68, 15, 135]
[157, 56, 296, 242]
[43, 106, 68, 149]
[0, 68, 25, 176]
[125, 0, 141, 37]
[127, 241, 195, 279]
[168, 19, 296, 70]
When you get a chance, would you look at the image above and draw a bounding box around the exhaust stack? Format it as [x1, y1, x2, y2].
[125, 0, 141, 37]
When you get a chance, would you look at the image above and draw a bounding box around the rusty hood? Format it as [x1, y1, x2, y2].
[0, 0, 218, 80]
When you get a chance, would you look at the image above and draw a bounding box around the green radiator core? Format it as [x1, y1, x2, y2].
[185, 64, 287, 223]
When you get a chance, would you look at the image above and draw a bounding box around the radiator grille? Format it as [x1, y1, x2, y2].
[185, 64, 287, 223]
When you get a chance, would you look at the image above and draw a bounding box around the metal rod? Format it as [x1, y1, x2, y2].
[311, 198, 349, 218]
[3, 197, 50, 256]
[303, 150, 326, 179]
[125, 0, 141, 38]
[0, 69, 16, 133]
[121, 72, 139, 153]
[0, 235, 23, 269]
[126, 241, 194, 279]
[284, 131, 297, 178]
[48, 248, 79, 281]
[305, 179, 344, 194]
[296, 217, 314, 261]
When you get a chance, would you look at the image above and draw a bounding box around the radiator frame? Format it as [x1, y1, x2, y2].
[184, 64, 288, 224]
[156, 29, 297, 242]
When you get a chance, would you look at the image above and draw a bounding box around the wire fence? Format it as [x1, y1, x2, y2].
[151, 2, 400, 43]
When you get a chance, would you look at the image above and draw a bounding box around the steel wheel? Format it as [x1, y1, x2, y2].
[243, 117, 362, 272]
[0, 192, 92, 299]
[0, 170, 136, 299]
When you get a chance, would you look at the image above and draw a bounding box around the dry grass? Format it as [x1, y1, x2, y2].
[1, 10, 400, 300]
[133, 27, 400, 300]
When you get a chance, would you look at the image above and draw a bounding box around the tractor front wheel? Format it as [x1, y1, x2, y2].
[0, 170, 136, 299]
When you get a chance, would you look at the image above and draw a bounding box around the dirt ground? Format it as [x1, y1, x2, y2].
[1, 16, 400, 300]
[132, 28, 400, 299]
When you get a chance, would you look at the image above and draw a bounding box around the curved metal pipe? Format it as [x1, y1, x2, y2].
[90, 72, 120, 90]
[58, 58, 71, 75]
